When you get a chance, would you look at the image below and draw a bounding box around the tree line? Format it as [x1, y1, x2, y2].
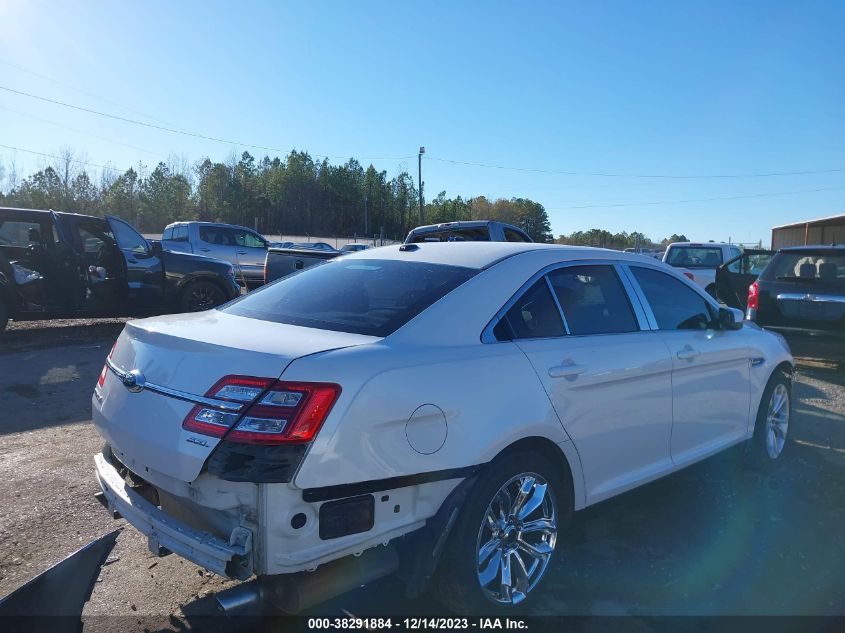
[555, 229, 689, 250]
[0, 149, 555, 242]
[0, 149, 694, 246]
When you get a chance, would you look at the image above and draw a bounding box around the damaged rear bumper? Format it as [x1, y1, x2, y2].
[93, 452, 253, 580]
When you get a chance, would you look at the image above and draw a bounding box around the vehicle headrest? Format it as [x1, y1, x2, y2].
[799, 262, 816, 278]
[818, 262, 837, 281]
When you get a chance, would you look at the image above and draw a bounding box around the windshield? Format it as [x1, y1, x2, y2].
[760, 252, 845, 285]
[665, 246, 723, 268]
[223, 258, 477, 336]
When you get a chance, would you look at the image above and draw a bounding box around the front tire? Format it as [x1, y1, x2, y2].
[748, 370, 792, 467]
[432, 452, 572, 613]
[179, 280, 226, 312]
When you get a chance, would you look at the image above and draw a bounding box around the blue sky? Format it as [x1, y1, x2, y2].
[1, 1, 843, 244]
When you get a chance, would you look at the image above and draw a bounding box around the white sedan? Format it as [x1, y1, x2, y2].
[92, 243, 793, 612]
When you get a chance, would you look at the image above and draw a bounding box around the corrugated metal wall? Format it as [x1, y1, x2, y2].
[771, 221, 845, 249]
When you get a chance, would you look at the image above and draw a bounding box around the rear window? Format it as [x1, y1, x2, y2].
[407, 227, 490, 243]
[504, 228, 531, 243]
[760, 252, 845, 285]
[222, 259, 477, 336]
[665, 246, 723, 268]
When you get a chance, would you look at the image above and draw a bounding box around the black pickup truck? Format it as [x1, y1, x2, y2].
[0, 207, 241, 332]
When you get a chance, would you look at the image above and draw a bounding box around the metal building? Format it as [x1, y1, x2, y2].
[771, 213, 845, 249]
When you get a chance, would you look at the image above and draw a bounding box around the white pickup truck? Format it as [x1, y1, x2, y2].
[662, 242, 742, 297]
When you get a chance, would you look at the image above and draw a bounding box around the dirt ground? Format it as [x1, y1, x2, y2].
[0, 319, 844, 630]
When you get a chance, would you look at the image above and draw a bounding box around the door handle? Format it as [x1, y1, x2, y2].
[236, 251, 247, 255]
[548, 363, 587, 378]
[676, 346, 700, 360]
[199, 248, 210, 252]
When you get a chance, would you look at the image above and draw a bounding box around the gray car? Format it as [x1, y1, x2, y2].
[162, 222, 275, 288]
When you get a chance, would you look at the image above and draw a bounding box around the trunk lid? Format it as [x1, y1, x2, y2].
[759, 279, 845, 332]
[92, 310, 376, 483]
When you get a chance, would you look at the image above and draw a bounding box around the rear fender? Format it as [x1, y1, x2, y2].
[169, 272, 228, 304]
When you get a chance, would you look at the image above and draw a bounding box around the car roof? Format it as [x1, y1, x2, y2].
[165, 221, 254, 230]
[0, 206, 102, 222]
[408, 220, 524, 232]
[341, 242, 657, 270]
[666, 242, 734, 247]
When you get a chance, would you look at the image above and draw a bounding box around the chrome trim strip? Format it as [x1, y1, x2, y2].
[617, 264, 656, 330]
[544, 275, 570, 335]
[105, 357, 244, 412]
[776, 293, 845, 304]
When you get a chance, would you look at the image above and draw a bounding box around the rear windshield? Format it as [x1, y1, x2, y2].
[665, 246, 723, 268]
[407, 227, 490, 243]
[760, 252, 845, 285]
[222, 259, 477, 337]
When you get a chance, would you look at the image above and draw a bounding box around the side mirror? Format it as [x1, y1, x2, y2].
[148, 240, 163, 256]
[718, 307, 743, 330]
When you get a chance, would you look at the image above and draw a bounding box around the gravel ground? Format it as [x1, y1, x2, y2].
[0, 323, 843, 630]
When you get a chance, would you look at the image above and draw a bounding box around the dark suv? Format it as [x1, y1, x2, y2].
[404, 220, 532, 243]
[747, 245, 845, 359]
[0, 207, 241, 332]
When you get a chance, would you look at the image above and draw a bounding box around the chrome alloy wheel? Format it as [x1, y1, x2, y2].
[475, 472, 557, 605]
[766, 383, 790, 459]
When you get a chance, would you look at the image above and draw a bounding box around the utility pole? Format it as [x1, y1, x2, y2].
[418, 146, 425, 224]
[364, 193, 368, 236]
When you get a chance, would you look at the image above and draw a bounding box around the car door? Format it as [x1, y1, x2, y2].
[625, 265, 751, 467]
[196, 224, 245, 273]
[495, 262, 674, 505]
[716, 250, 774, 308]
[106, 215, 165, 308]
[48, 211, 86, 309]
[0, 210, 67, 309]
[227, 227, 268, 282]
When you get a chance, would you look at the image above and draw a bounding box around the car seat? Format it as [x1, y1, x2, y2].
[818, 262, 837, 281]
[799, 262, 817, 278]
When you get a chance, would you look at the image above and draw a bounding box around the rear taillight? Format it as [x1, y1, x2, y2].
[747, 281, 760, 310]
[96, 342, 117, 388]
[182, 376, 341, 445]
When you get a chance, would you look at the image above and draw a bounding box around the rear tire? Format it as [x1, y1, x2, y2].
[747, 370, 792, 468]
[431, 452, 572, 614]
[179, 280, 226, 312]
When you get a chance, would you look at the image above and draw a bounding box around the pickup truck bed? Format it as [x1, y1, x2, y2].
[264, 247, 340, 283]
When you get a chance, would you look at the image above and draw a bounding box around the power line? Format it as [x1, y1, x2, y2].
[0, 59, 194, 131]
[0, 144, 123, 172]
[0, 105, 167, 158]
[549, 184, 845, 210]
[428, 156, 845, 180]
[0, 85, 413, 162]
[6, 82, 841, 181]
